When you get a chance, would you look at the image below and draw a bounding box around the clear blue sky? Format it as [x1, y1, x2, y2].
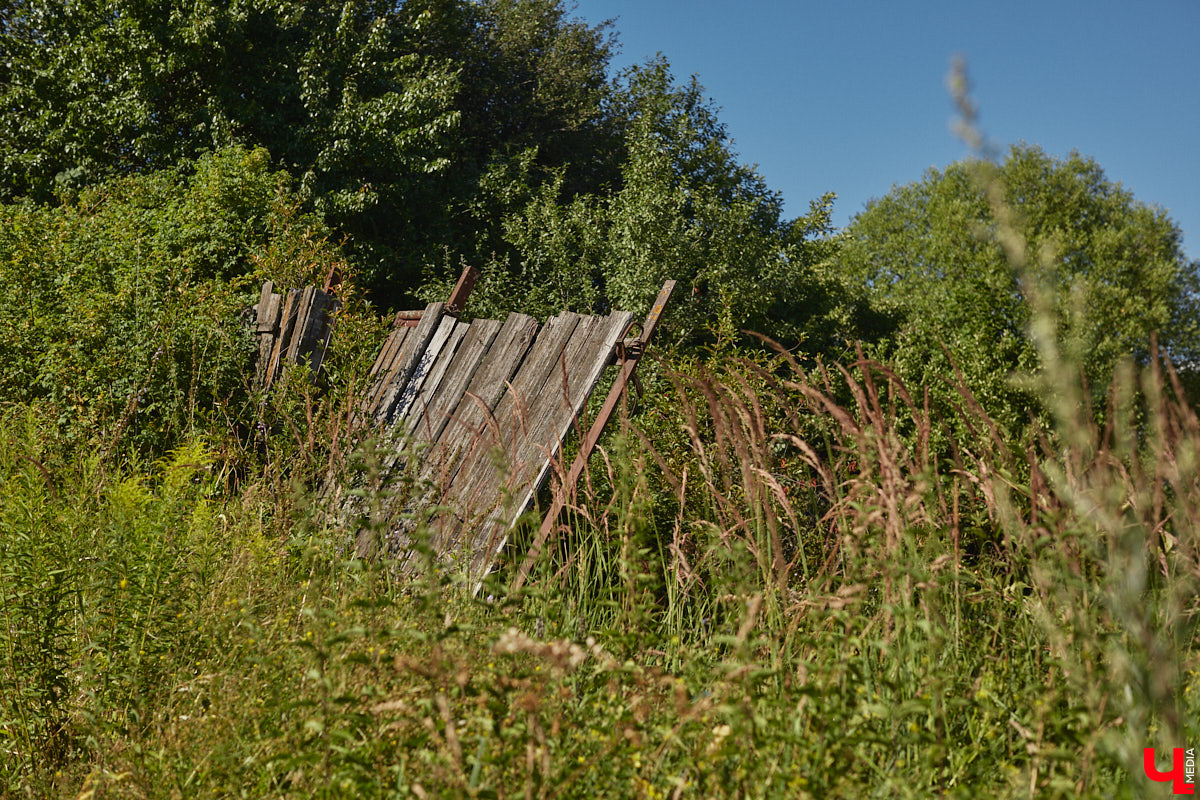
[573, 0, 1200, 258]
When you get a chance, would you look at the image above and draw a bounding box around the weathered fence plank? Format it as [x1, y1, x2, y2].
[425, 312, 539, 486]
[393, 315, 460, 425]
[276, 270, 675, 587]
[255, 283, 339, 388]
[372, 302, 446, 426]
[468, 310, 633, 577]
[398, 318, 475, 442]
[362, 327, 410, 418]
[432, 312, 583, 561]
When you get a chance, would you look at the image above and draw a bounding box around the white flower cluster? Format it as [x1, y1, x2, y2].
[491, 627, 608, 672]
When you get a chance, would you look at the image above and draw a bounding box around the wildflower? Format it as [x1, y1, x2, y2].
[707, 724, 732, 755]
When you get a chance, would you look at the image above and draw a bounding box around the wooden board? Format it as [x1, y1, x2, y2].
[469, 310, 633, 576]
[310, 289, 645, 583]
[430, 312, 583, 563]
[361, 327, 410, 420]
[423, 312, 540, 489]
[371, 302, 446, 426]
[399, 319, 478, 443]
[392, 315, 460, 426]
[255, 283, 339, 388]
[352, 312, 536, 560]
[250, 274, 672, 590]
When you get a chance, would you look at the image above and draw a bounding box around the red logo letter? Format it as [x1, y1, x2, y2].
[1145, 748, 1195, 795]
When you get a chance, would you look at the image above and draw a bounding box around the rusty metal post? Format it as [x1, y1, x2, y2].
[391, 265, 479, 327]
[446, 264, 480, 315]
[511, 280, 676, 592]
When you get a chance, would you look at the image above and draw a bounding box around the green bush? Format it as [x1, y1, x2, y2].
[0, 411, 223, 789]
[839, 144, 1200, 434]
[0, 145, 346, 457]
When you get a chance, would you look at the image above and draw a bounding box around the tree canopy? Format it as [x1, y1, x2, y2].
[839, 144, 1200, 428]
[0, 0, 871, 350]
[0, 146, 345, 453]
[0, 0, 618, 303]
[429, 58, 868, 350]
[2, 1, 1194, 392]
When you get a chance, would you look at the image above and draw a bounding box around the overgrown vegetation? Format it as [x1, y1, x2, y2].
[4, 318, 1199, 797]
[1, 3, 1198, 797]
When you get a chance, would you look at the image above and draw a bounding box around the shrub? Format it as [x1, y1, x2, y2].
[0, 146, 346, 458]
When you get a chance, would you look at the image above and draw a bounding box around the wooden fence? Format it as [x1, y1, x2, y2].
[254, 270, 675, 587]
[254, 280, 339, 388]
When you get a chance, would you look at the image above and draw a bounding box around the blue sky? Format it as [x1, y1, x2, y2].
[573, 0, 1200, 258]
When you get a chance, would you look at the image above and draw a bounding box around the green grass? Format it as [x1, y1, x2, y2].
[2, 326, 1198, 798]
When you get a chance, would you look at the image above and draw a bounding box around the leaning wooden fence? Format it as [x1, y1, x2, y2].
[254, 267, 675, 587]
[254, 280, 340, 388]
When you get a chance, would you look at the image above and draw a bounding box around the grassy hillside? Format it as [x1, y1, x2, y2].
[0, 29, 1195, 797]
[2, 317, 1198, 797]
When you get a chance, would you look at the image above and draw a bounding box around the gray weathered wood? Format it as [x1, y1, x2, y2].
[256, 282, 276, 332]
[362, 327, 410, 419]
[256, 289, 282, 384]
[393, 315, 460, 426]
[266, 289, 301, 385]
[393, 318, 504, 460]
[433, 312, 582, 558]
[306, 292, 339, 378]
[372, 302, 446, 426]
[255, 284, 338, 387]
[284, 287, 316, 366]
[449, 314, 605, 566]
[295, 290, 336, 367]
[515, 310, 633, 507]
[469, 310, 632, 577]
[426, 312, 539, 483]
[383, 312, 537, 559]
[511, 282, 677, 592]
[398, 319, 471, 441]
[318, 280, 665, 586]
[374, 315, 463, 477]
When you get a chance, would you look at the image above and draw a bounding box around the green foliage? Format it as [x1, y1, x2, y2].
[5, 7, 1199, 798]
[6, 329, 1199, 795]
[0, 415, 222, 786]
[443, 59, 868, 354]
[0, 145, 345, 456]
[0, 0, 624, 304]
[1, 0, 866, 340]
[840, 144, 1200, 431]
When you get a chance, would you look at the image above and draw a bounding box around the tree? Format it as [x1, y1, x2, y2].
[0, 146, 345, 455]
[839, 144, 1200, 429]
[0, 0, 617, 304]
[438, 58, 867, 353]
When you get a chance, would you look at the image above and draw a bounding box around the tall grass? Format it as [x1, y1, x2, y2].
[3, 322, 1198, 796]
[507, 311, 1200, 796]
[3, 226, 1199, 796]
